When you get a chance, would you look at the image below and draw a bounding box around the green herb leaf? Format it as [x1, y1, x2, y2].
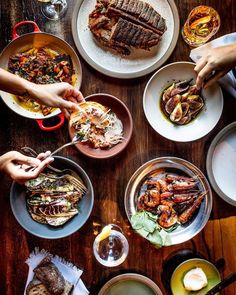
[130, 211, 146, 230]
[130, 211, 173, 248]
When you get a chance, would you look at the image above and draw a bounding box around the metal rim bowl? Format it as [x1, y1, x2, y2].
[125, 157, 213, 245]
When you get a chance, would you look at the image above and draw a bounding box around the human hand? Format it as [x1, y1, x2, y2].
[194, 43, 236, 89]
[0, 151, 54, 184]
[27, 82, 85, 118]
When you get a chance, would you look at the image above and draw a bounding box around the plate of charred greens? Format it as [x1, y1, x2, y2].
[10, 156, 94, 239]
[143, 62, 223, 142]
[125, 157, 212, 248]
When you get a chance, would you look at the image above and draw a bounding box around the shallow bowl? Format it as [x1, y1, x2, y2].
[171, 258, 221, 295]
[98, 273, 163, 295]
[125, 157, 212, 245]
[143, 62, 223, 142]
[68, 93, 133, 159]
[10, 156, 94, 239]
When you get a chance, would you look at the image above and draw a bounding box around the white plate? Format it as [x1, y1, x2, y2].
[72, 0, 179, 78]
[206, 122, 236, 206]
[143, 62, 224, 142]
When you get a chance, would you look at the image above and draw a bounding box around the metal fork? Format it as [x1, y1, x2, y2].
[22, 133, 84, 159]
[21, 133, 84, 172]
[50, 133, 84, 157]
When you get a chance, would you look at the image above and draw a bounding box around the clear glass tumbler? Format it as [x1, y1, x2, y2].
[38, 0, 68, 20]
[93, 224, 129, 267]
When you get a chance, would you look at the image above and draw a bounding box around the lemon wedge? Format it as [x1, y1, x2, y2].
[96, 225, 112, 242]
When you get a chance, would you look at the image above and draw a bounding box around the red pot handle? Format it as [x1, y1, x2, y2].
[12, 21, 41, 40]
[36, 113, 65, 131]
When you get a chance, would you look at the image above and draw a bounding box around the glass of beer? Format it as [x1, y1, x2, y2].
[182, 6, 220, 47]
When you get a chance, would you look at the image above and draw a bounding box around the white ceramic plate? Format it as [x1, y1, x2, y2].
[143, 62, 224, 142]
[206, 122, 236, 206]
[72, 0, 179, 78]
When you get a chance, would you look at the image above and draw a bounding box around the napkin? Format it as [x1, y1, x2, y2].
[24, 248, 89, 295]
[190, 32, 236, 98]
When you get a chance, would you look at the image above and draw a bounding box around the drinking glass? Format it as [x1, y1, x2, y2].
[182, 6, 220, 47]
[93, 224, 129, 267]
[38, 0, 68, 20]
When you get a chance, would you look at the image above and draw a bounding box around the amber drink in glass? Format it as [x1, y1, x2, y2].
[182, 6, 220, 47]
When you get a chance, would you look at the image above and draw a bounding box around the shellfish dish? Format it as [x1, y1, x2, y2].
[160, 79, 205, 125]
[8, 47, 74, 116]
[137, 169, 207, 229]
[25, 171, 87, 227]
[70, 101, 124, 149]
[89, 0, 167, 55]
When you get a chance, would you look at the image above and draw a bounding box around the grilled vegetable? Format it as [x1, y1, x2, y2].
[25, 172, 86, 226]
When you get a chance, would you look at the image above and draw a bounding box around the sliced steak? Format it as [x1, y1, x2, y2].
[111, 18, 160, 49]
[89, 0, 166, 55]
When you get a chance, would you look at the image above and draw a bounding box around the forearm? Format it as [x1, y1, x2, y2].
[227, 42, 236, 65]
[0, 68, 32, 96]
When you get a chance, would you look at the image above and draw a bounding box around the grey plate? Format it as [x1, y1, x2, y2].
[125, 157, 212, 245]
[206, 122, 236, 206]
[10, 156, 94, 239]
[98, 273, 163, 295]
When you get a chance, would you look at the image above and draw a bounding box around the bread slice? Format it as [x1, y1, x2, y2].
[61, 280, 74, 295]
[26, 257, 74, 295]
[26, 279, 73, 295]
[26, 279, 51, 295]
[70, 101, 110, 128]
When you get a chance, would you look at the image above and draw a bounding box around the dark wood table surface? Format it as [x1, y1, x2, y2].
[0, 0, 236, 294]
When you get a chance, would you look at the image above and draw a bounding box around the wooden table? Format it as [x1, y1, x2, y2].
[0, 0, 236, 294]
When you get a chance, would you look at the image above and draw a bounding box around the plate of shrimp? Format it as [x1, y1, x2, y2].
[125, 157, 212, 247]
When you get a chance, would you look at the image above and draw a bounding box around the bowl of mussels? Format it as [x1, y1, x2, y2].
[143, 62, 224, 142]
[10, 156, 94, 239]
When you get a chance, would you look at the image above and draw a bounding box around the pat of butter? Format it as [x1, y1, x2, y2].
[183, 267, 208, 291]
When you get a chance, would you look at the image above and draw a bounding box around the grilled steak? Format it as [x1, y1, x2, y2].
[89, 0, 167, 55]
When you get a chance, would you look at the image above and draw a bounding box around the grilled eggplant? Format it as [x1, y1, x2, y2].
[25, 172, 86, 226]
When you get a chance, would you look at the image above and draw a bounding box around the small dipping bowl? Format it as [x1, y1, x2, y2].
[171, 258, 221, 295]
